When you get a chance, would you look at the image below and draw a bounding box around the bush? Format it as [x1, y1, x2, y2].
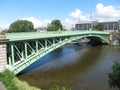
[0, 69, 17, 90]
[108, 62, 120, 90]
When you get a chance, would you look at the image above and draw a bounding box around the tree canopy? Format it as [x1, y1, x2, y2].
[47, 19, 63, 31]
[95, 23, 104, 31]
[108, 62, 120, 90]
[8, 20, 35, 32]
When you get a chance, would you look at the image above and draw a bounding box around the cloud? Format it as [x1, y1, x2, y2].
[94, 3, 120, 21]
[62, 18, 74, 29]
[0, 24, 9, 30]
[69, 9, 89, 21]
[0, 17, 51, 30]
[42, 19, 51, 26]
[22, 17, 52, 28]
[68, 3, 120, 22]
[69, 9, 82, 19]
[63, 18, 73, 25]
[22, 17, 42, 28]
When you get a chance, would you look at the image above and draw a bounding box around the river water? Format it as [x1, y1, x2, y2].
[18, 44, 120, 90]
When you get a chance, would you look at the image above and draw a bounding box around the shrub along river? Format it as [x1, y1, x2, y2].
[18, 44, 120, 90]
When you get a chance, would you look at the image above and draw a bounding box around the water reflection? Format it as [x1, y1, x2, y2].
[18, 45, 120, 90]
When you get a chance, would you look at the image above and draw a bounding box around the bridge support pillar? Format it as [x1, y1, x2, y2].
[0, 32, 8, 72]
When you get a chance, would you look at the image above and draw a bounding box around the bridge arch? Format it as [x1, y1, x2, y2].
[80, 35, 110, 44]
[5, 31, 110, 74]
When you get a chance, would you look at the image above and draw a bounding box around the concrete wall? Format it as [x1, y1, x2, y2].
[0, 34, 7, 72]
[109, 31, 120, 46]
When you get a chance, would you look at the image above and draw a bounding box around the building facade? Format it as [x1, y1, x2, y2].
[75, 20, 120, 31]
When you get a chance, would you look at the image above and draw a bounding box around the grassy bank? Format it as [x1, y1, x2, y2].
[0, 69, 71, 90]
[0, 69, 40, 90]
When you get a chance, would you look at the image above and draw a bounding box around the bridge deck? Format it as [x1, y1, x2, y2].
[5, 31, 109, 41]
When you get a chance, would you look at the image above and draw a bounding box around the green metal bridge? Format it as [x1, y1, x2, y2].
[5, 30, 110, 74]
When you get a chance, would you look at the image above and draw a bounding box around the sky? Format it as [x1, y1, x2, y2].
[0, 0, 120, 29]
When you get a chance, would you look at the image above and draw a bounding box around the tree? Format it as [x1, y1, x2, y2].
[47, 19, 63, 31]
[47, 24, 55, 31]
[8, 20, 35, 32]
[95, 23, 104, 31]
[108, 62, 120, 90]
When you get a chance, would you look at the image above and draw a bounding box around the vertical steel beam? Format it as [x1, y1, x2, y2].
[45, 39, 47, 48]
[11, 44, 15, 65]
[36, 40, 38, 52]
[53, 38, 55, 44]
[8, 57, 11, 65]
[60, 37, 62, 43]
[21, 51, 24, 60]
[24, 42, 27, 59]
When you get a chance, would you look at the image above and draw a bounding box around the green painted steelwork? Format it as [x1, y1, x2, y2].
[5, 30, 110, 74]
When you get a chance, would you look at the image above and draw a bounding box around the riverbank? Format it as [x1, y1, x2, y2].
[0, 69, 72, 90]
[0, 69, 40, 90]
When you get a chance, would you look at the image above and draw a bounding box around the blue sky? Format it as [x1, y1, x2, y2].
[0, 0, 120, 29]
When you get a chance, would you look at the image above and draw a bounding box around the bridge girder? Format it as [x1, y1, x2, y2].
[5, 31, 110, 74]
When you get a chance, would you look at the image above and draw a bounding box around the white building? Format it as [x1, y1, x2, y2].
[75, 20, 120, 31]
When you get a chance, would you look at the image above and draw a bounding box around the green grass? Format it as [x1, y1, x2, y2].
[0, 69, 41, 90]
